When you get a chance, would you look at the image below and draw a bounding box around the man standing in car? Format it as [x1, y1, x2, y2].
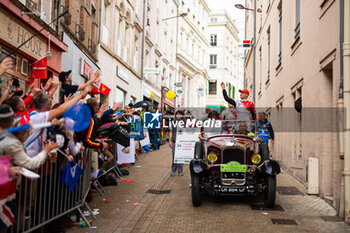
[221, 82, 256, 121]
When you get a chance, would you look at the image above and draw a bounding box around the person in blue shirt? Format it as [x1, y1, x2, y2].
[257, 112, 274, 160]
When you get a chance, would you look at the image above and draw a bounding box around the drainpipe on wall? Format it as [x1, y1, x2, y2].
[56, 0, 61, 36]
[98, 0, 102, 44]
[338, 0, 345, 218]
[343, 0, 350, 223]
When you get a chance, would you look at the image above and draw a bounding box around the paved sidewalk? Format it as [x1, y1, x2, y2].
[67, 145, 350, 233]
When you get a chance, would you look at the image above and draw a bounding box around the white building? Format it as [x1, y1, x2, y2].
[99, 0, 143, 106]
[175, 0, 210, 108]
[206, 10, 243, 110]
[98, 0, 179, 111]
[142, 0, 179, 111]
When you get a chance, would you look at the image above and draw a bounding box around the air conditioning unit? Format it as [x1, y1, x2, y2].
[307, 157, 319, 194]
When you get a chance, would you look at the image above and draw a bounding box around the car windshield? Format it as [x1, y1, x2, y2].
[201, 119, 257, 137]
[201, 120, 257, 138]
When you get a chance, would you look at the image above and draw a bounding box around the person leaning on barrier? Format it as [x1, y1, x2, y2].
[0, 118, 58, 170]
[24, 83, 92, 158]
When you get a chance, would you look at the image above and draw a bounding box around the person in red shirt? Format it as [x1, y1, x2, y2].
[3, 88, 42, 117]
[221, 82, 256, 121]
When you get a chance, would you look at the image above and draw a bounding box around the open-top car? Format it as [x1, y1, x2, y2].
[189, 120, 280, 207]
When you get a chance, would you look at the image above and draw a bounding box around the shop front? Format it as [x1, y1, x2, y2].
[142, 81, 161, 109]
[0, 1, 67, 103]
[161, 86, 176, 115]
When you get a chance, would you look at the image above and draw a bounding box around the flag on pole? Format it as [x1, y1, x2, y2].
[90, 86, 100, 95]
[31, 57, 47, 79]
[150, 91, 154, 100]
[61, 161, 83, 192]
[243, 40, 251, 48]
[99, 83, 111, 96]
[165, 89, 176, 101]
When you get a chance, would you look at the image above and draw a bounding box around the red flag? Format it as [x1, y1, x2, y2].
[90, 86, 100, 95]
[31, 57, 47, 79]
[99, 83, 111, 96]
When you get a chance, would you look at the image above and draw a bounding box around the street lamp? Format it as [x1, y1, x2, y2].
[235, 2, 261, 103]
[162, 12, 188, 21]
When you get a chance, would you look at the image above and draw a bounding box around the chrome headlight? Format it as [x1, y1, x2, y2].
[251, 153, 261, 164]
[207, 152, 218, 163]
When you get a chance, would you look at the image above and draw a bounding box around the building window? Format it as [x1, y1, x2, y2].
[278, 3, 282, 66]
[210, 17, 217, 22]
[26, 0, 41, 13]
[295, 0, 300, 40]
[208, 80, 217, 95]
[209, 54, 217, 69]
[267, 28, 270, 80]
[116, 88, 125, 107]
[210, 34, 217, 46]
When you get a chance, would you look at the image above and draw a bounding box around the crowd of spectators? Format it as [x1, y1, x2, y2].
[0, 57, 163, 233]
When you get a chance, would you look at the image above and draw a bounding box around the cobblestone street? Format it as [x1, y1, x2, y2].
[68, 145, 350, 233]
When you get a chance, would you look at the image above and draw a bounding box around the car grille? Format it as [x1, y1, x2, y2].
[222, 148, 245, 164]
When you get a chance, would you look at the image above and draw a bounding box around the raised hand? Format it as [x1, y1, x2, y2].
[64, 93, 74, 102]
[221, 82, 226, 90]
[0, 57, 14, 76]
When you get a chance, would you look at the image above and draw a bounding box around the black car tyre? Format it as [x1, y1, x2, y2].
[264, 175, 276, 208]
[191, 174, 201, 206]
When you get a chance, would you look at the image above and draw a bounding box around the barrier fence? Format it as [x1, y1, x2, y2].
[9, 149, 95, 233]
[9, 137, 146, 232]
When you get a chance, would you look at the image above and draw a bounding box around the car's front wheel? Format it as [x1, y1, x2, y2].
[264, 175, 276, 208]
[191, 174, 201, 207]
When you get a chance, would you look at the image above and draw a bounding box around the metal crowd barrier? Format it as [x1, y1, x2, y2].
[9, 149, 95, 233]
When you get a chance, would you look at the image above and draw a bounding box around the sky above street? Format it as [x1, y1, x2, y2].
[207, 0, 245, 22]
[207, 0, 246, 40]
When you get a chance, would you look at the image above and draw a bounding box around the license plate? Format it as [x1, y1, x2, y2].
[220, 186, 246, 193]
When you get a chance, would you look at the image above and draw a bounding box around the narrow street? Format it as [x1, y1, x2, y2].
[68, 145, 350, 233]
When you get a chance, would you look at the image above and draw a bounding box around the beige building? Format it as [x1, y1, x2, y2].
[244, 0, 343, 212]
[143, 0, 179, 109]
[98, 0, 179, 108]
[176, 0, 210, 108]
[206, 10, 242, 108]
[99, 0, 143, 106]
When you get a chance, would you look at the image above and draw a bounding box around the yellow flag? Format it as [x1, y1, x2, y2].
[165, 89, 176, 101]
[150, 91, 154, 100]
